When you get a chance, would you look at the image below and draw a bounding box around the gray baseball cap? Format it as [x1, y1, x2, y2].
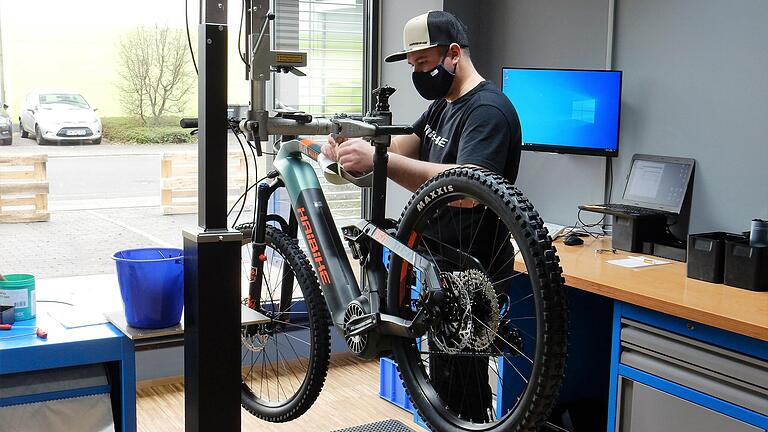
[384, 11, 470, 63]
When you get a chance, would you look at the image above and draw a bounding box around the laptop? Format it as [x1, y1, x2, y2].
[580, 154, 695, 218]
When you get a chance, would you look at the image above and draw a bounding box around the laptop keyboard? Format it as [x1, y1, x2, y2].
[591, 203, 665, 216]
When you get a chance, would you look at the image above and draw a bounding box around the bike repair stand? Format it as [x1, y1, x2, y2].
[182, 1, 242, 431]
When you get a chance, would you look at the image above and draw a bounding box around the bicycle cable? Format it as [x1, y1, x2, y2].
[229, 121, 251, 225]
[185, 0, 198, 75]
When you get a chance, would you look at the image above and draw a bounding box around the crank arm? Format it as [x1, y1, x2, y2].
[345, 311, 429, 339]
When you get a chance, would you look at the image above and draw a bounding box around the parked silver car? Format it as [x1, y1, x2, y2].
[0, 103, 11, 145]
[19, 92, 102, 145]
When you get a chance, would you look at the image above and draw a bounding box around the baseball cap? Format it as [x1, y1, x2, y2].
[384, 11, 470, 63]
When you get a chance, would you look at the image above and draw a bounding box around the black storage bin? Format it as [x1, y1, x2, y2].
[687, 232, 747, 283]
[724, 238, 768, 292]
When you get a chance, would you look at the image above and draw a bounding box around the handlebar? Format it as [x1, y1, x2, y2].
[180, 118, 198, 129]
[178, 116, 413, 139]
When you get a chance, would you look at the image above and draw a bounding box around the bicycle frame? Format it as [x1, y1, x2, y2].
[246, 136, 444, 357]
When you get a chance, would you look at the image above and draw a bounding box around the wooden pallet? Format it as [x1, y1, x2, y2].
[0, 155, 50, 223]
[160, 151, 248, 215]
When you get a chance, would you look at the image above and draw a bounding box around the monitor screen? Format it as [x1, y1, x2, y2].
[502, 68, 622, 157]
[622, 157, 693, 212]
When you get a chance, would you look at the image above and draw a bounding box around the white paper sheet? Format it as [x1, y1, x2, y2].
[607, 255, 670, 269]
[47, 307, 108, 328]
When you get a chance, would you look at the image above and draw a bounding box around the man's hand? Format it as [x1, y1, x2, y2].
[323, 134, 374, 174]
[321, 134, 343, 161]
[338, 139, 374, 174]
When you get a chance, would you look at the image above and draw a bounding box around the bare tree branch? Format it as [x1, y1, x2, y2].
[116, 26, 195, 125]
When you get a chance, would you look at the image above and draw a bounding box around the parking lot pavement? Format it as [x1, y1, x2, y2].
[0, 132, 299, 279]
[0, 207, 198, 279]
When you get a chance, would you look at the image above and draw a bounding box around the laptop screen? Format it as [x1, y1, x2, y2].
[622, 156, 694, 213]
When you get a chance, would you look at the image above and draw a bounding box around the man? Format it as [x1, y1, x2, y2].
[322, 10, 522, 422]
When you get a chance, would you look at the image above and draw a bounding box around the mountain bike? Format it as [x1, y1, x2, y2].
[183, 87, 567, 431]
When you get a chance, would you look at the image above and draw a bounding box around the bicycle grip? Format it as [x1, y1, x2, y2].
[180, 118, 198, 128]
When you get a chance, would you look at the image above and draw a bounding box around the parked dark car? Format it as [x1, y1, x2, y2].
[0, 103, 11, 145]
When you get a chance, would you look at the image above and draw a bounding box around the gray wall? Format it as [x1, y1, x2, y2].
[612, 0, 768, 232]
[446, 0, 768, 232]
[380, 0, 443, 219]
[446, 0, 613, 227]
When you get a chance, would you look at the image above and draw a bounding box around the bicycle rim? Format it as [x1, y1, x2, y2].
[389, 168, 567, 431]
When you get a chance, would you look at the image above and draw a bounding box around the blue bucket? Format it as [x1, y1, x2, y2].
[112, 248, 184, 329]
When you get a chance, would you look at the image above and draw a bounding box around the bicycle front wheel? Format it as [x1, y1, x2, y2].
[239, 225, 331, 422]
[388, 167, 567, 432]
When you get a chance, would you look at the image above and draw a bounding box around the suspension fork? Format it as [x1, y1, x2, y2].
[247, 178, 284, 311]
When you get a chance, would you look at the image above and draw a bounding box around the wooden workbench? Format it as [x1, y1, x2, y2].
[534, 237, 768, 342]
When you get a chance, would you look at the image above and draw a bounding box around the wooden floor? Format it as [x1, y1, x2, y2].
[136, 354, 422, 432]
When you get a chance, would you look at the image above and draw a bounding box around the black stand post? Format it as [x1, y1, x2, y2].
[182, 2, 242, 431]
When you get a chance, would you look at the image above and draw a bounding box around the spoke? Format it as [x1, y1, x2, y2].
[487, 233, 512, 271]
[420, 236, 443, 276]
[508, 293, 533, 306]
[283, 332, 311, 346]
[516, 326, 537, 342]
[243, 336, 265, 377]
[490, 249, 522, 278]
[473, 317, 534, 364]
[263, 346, 289, 401]
[275, 342, 302, 394]
[509, 316, 536, 321]
[495, 347, 530, 385]
[270, 319, 312, 330]
[250, 344, 254, 391]
[467, 205, 488, 256]
[492, 272, 525, 287]
[282, 333, 308, 369]
[260, 347, 267, 400]
[266, 310, 308, 315]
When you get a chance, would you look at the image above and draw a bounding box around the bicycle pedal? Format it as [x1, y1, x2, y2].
[344, 312, 379, 337]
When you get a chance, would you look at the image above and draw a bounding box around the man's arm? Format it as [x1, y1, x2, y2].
[327, 133, 460, 191]
[389, 133, 421, 159]
[387, 154, 458, 191]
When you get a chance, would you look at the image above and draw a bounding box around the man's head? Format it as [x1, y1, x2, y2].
[386, 11, 475, 100]
[385, 11, 470, 64]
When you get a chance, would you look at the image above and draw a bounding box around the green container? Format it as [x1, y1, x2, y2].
[0, 274, 36, 320]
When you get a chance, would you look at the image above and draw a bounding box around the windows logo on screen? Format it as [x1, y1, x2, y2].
[571, 99, 596, 123]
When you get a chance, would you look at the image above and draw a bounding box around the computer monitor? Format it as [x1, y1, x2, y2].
[502, 67, 623, 157]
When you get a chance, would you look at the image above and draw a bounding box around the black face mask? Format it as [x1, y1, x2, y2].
[412, 55, 456, 100]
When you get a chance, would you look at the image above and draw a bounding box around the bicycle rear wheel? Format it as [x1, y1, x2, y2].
[238, 225, 331, 422]
[388, 167, 567, 431]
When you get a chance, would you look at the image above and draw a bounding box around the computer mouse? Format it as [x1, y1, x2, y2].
[563, 234, 584, 246]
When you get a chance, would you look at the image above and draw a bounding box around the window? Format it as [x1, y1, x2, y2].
[274, 0, 365, 226]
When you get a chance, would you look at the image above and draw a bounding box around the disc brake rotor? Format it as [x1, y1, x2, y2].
[461, 269, 500, 351]
[430, 273, 472, 353]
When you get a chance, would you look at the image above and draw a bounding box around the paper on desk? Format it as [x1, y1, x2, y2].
[607, 255, 671, 269]
[48, 306, 108, 328]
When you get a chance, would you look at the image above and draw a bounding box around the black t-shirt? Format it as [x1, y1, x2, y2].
[412, 80, 522, 184]
[411, 81, 521, 277]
